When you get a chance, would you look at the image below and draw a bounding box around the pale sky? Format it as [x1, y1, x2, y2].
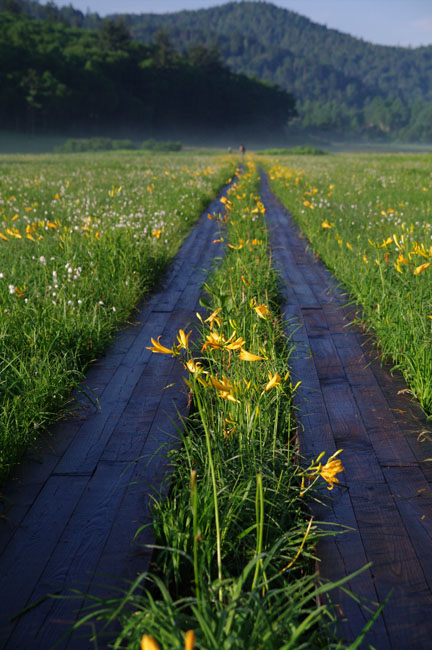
[51, 0, 432, 47]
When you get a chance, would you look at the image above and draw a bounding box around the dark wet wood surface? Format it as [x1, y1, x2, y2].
[262, 173, 432, 650]
[0, 181, 232, 650]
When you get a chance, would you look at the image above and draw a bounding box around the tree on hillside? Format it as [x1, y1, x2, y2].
[100, 17, 131, 51]
[0, 0, 21, 14]
[151, 30, 177, 67]
[187, 43, 225, 71]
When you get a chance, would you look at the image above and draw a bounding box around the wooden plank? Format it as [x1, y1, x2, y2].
[301, 307, 330, 338]
[350, 483, 432, 649]
[332, 332, 377, 386]
[0, 174, 237, 647]
[321, 381, 387, 485]
[0, 475, 88, 647]
[293, 389, 338, 460]
[313, 490, 391, 649]
[6, 460, 135, 649]
[382, 466, 432, 592]
[261, 170, 432, 646]
[308, 336, 346, 382]
[352, 384, 419, 467]
[0, 420, 81, 556]
[322, 303, 357, 334]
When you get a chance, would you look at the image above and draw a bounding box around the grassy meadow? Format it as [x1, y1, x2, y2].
[3, 147, 431, 647]
[264, 152, 432, 417]
[0, 150, 236, 483]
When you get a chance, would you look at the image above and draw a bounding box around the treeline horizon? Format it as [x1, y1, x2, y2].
[3, 0, 432, 142]
[0, 6, 296, 138]
[6, 0, 432, 142]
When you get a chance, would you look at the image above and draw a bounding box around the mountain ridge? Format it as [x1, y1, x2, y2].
[110, 1, 432, 139]
[5, 0, 432, 140]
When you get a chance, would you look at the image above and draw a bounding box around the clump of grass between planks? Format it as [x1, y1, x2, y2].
[72, 161, 365, 649]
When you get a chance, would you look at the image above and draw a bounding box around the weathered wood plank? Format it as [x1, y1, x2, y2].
[308, 336, 347, 382]
[314, 490, 390, 649]
[0, 475, 89, 647]
[382, 466, 432, 592]
[350, 482, 432, 649]
[261, 170, 432, 647]
[5, 460, 135, 649]
[0, 176, 237, 647]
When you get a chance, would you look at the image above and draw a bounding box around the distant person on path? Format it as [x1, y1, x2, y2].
[239, 144, 245, 158]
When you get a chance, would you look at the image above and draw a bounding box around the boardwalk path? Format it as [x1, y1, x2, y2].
[3, 170, 432, 650]
[0, 179, 233, 649]
[262, 172, 432, 650]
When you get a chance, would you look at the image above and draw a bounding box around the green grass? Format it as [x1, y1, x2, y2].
[264, 152, 432, 416]
[0, 151, 236, 483]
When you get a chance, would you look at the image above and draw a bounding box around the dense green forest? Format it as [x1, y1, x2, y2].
[3, 0, 432, 141]
[0, 5, 295, 138]
[116, 2, 432, 141]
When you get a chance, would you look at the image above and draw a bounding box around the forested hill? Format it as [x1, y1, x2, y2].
[120, 1, 432, 105]
[115, 2, 432, 140]
[5, 0, 432, 140]
[0, 8, 295, 136]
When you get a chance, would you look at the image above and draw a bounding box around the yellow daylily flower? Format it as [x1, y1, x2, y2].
[202, 331, 225, 351]
[210, 375, 233, 392]
[202, 330, 244, 352]
[254, 303, 271, 319]
[238, 349, 264, 362]
[204, 307, 222, 329]
[309, 450, 344, 490]
[186, 359, 202, 374]
[185, 630, 195, 650]
[141, 635, 160, 650]
[318, 456, 344, 490]
[264, 371, 283, 391]
[220, 196, 231, 207]
[226, 335, 245, 350]
[321, 220, 332, 229]
[146, 336, 173, 355]
[177, 329, 192, 350]
[210, 375, 240, 403]
[411, 241, 430, 258]
[414, 262, 431, 275]
[5, 227, 21, 239]
[227, 239, 244, 250]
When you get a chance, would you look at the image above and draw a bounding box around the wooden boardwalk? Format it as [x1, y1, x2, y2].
[262, 173, 432, 650]
[3, 170, 432, 650]
[0, 181, 232, 649]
